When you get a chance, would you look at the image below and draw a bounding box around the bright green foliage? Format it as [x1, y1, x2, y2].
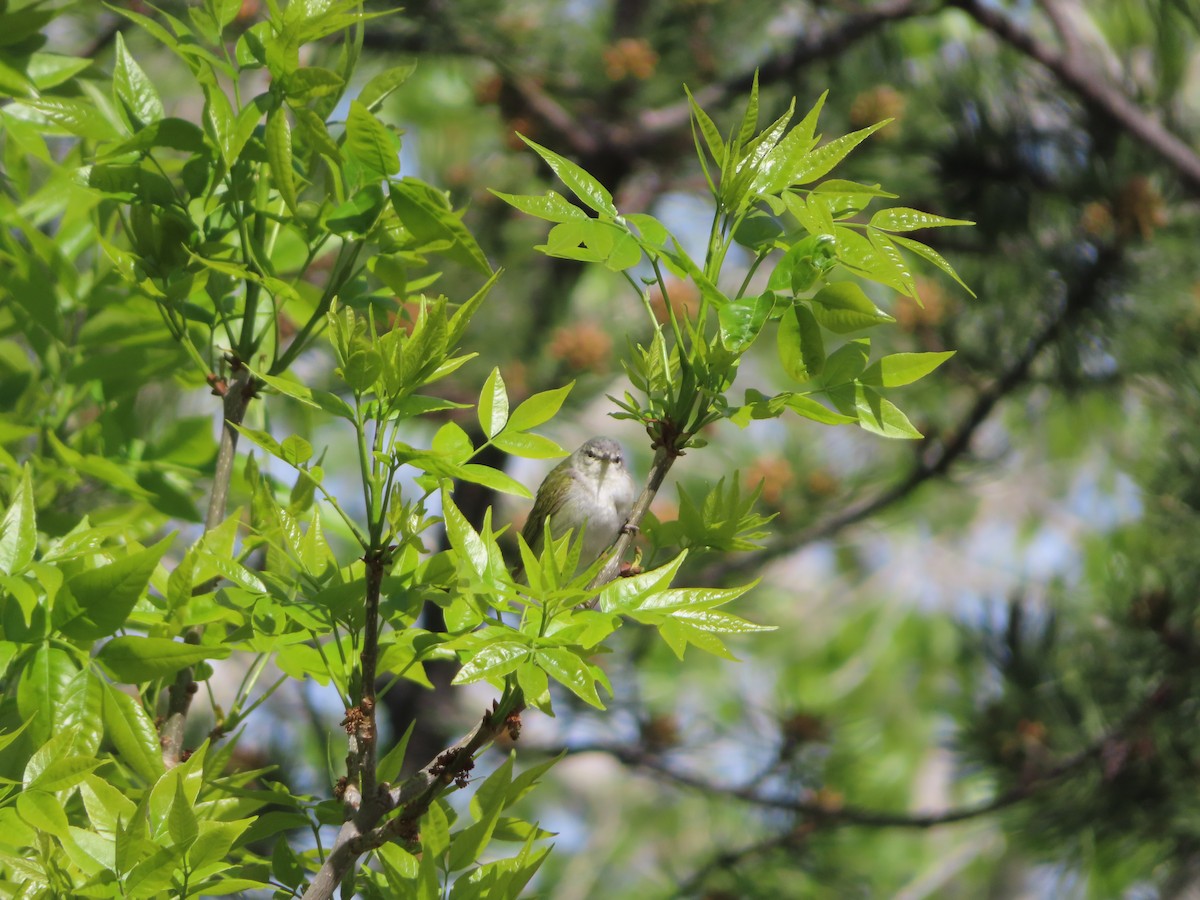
[496, 79, 971, 455]
[0, 2, 976, 898]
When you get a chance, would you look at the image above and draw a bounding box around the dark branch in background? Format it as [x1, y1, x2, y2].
[551, 678, 1173, 896]
[619, 0, 927, 152]
[703, 242, 1123, 584]
[948, 0, 1200, 195]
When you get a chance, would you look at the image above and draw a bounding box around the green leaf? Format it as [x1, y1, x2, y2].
[17, 791, 70, 839]
[390, 179, 493, 275]
[17, 645, 76, 747]
[59, 669, 104, 757]
[251, 371, 357, 420]
[204, 84, 256, 165]
[735, 70, 760, 154]
[453, 640, 529, 685]
[280, 435, 313, 466]
[458, 464, 532, 499]
[684, 84, 725, 170]
[791, 119, 891, 185]
[489, 190, 587, 223]
[785, 394, 856, 425]
[359, 62, 418, 112]
[342, 347, 383, 393]
[432, 421, 474, 464]
[97, 118, 206, 157]
[506, 383, 573, 432]
[819, 338, 871, 388]
[57, 535, 173, 641]
[833, 226, 911, 295]
[777, 304, 824, 382]
[517, 134, 617, 217]
[441, 490, 490, 577]
[281, 67, 345, 101]
[21, 51, 90, 88]
[95, 636, 231, 683]
[100, 681, 164, 783]
[17, 96, 121, 140]
[851, 384, 923, 439]
[891, 234, 977, 298]
[535, 648, 605, 708]
[861, 351, 955, 387]
[292, 106, 341, 162]
[266, 108, 298, 214]
[719, 290, 775, 352]
[345, 99, 400, 177]
[230, 424, 284, 462]
[112, 32, 164, 126]
[0, 464, 36, 576]
[492, 431, 568, 459]
[478, 368, 508, 438]
[448, 753, 513, 871]
[168, 779, 199, 849]
[867, 228, 917, 298]
[869, 207, 974, 232]
[767, 233, 838, 295]
[809, 283, 894, 333]
[326, 184, 385, 234]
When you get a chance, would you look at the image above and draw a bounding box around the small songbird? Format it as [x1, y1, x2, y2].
[520, 436, 636, 572]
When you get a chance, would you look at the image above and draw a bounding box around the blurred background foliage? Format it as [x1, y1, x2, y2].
[6, 0, 1200, 896]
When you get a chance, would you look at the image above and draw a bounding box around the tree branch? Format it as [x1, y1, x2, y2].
[301, 693, 523, 900]
[161, 364, 256, 768]
[549, 677, 1172, 896]
[949, 0, 1200, 195]
[619, 0, 927, 151]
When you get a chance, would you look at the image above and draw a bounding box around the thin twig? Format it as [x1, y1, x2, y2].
[161, 364, 256, 768]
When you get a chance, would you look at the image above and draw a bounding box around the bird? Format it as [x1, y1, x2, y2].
[519, 436, 636, 575]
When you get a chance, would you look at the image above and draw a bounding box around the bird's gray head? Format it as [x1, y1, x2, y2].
[573, 437, 626, 476]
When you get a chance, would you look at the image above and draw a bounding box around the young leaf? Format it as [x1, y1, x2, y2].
[777, 304, 825, 382]
[851, 384, 923, 439]
[113, 32, 164, 127]
[266, 107, 298, 214]
[359, 62, 418, 111]
[791, 119, 892, 186]
[719, 290, 775, 352]
[344, 99, 400, 178]
[95, 636, 232, 683]
[870, 207, 975, 232]
[0, 464, 36, 576]
[453, 640, 529, 685]
[489, 190, 588, 223]
[56, 535, 174, 641]
[785, 394, 857, 425]
[506, 383, 573, 432]
[861, 351, 955, 387]
[819, 338, 871, 387]
[809, 283, 894, 333]
[478, 367, 509, 438]
[391, 179, 493, 275]
[492, 431, 568, 459]
[892, 234, 977, 297]
[517, 134, 617, 217]
[535, 647, 606, 708]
